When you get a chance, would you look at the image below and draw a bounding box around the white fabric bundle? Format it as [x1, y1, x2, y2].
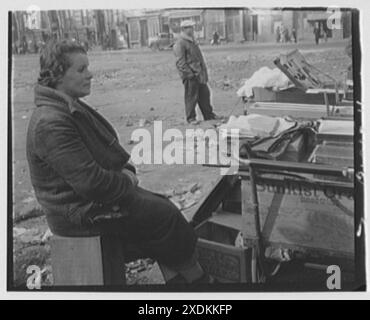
[219, 114, 296, 139]
[237, 67, 291, 97]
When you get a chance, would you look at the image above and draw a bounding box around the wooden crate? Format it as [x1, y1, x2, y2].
[195, 217, 252, 283]
[50, 235, 126, 286]
[240, 178, 354, 260]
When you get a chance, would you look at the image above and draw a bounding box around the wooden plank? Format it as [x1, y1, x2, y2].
[192, 174, 239, 225]
[318, 119, 354, 136]
[248, 101, 353, 120]
[208, 211, 243, 231]
[274, 49, 325, 91]
[312, 144, 354, 167]
[51, 236, 104, 286]
[222, 179, 242, 213]
[241, 180, 258, 240]
[238, 159, 350, 177]
[317, 119, 354, 143]
[249, 102, 329, 119]
[252, 102, 331, 110]
[100, 235, 126, 285]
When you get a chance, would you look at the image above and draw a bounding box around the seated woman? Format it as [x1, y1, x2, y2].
[26, 40, 213, 284]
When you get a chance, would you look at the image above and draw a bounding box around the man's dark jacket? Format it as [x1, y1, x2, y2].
[173, 33, 208, 84]
[27, 84, 136, 228]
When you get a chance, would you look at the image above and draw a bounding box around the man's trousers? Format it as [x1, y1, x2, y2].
[183, 78, 215, 122]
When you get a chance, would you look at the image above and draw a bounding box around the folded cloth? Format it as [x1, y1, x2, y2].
[239, 120, 316, 160]
[237, 67, 291, 98]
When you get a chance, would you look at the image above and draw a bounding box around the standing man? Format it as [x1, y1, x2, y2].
[173, 20, 220, 124]
[275, 26, 281, 43]
[212, 31, 220, 45]
[283, 27, 290, 43]
[280, 25, 285, 43]
[291, 28, 297, 43]
[323, 29, 328, 42]
[313, 23, 320, 45]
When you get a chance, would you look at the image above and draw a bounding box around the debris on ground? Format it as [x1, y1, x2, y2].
[139, 118, 151, 127]
[126, 260, 165, 285]
[166, 183, 203, 211]
[125, 119, 134, 127]
[41, 228, 53, 244]
[222, 75, 232, 90]
[13, 240, 51, 287]
[13, 227, 27, 237]
[126, 258, 165, 285]
[126, 258, 154, 273]
[14, 200, 44, 223]
[170, 199, 182, 210]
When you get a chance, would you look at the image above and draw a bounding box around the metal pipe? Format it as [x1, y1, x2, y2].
[249, 167, 262, 239]
[204, 160, 350, 177]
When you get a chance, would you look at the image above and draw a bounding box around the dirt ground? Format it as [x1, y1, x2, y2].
[11, 40, 351, 286]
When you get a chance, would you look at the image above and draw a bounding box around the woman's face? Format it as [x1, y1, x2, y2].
[56, 52, 92, 99]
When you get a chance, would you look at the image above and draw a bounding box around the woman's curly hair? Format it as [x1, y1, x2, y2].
[38, 40, 87, 88]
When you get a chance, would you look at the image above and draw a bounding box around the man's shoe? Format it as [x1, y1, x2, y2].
[205, 114, 224, 121]
[188, 119, 200, 125]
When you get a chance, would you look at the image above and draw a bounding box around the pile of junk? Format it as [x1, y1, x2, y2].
[192, 49, 355, 287]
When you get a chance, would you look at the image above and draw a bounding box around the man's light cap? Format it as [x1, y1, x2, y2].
[181, 20, 196, 28]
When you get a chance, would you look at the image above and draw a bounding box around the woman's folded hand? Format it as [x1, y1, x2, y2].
[122, 168, 139, 186]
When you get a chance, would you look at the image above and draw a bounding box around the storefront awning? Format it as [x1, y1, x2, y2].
[307, 12, 331, 21]
[166, 9, 203, 19]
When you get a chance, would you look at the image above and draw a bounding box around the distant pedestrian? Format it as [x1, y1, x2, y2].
[276, 26, 281, 43]
[284, 28, 290, 43]
[173, 20, 221, 124]
[12, 42, 17, 54]
[212, 31, 220, 45]
[280, 25, 285, 43]
[292, 28, 297, 43]
[345, 36, 352, 58]
[83, 39, 89, 52]
[33, 41, 38, 53]
[323, 29, 328, 42]
[313, 24, 320, 45]
[21, 36, 28, 54]
[38, 40, 46, 52]
[103, 34, 109, 50]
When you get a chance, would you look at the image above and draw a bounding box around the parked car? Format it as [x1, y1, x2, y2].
[148, 33, 175, 51]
